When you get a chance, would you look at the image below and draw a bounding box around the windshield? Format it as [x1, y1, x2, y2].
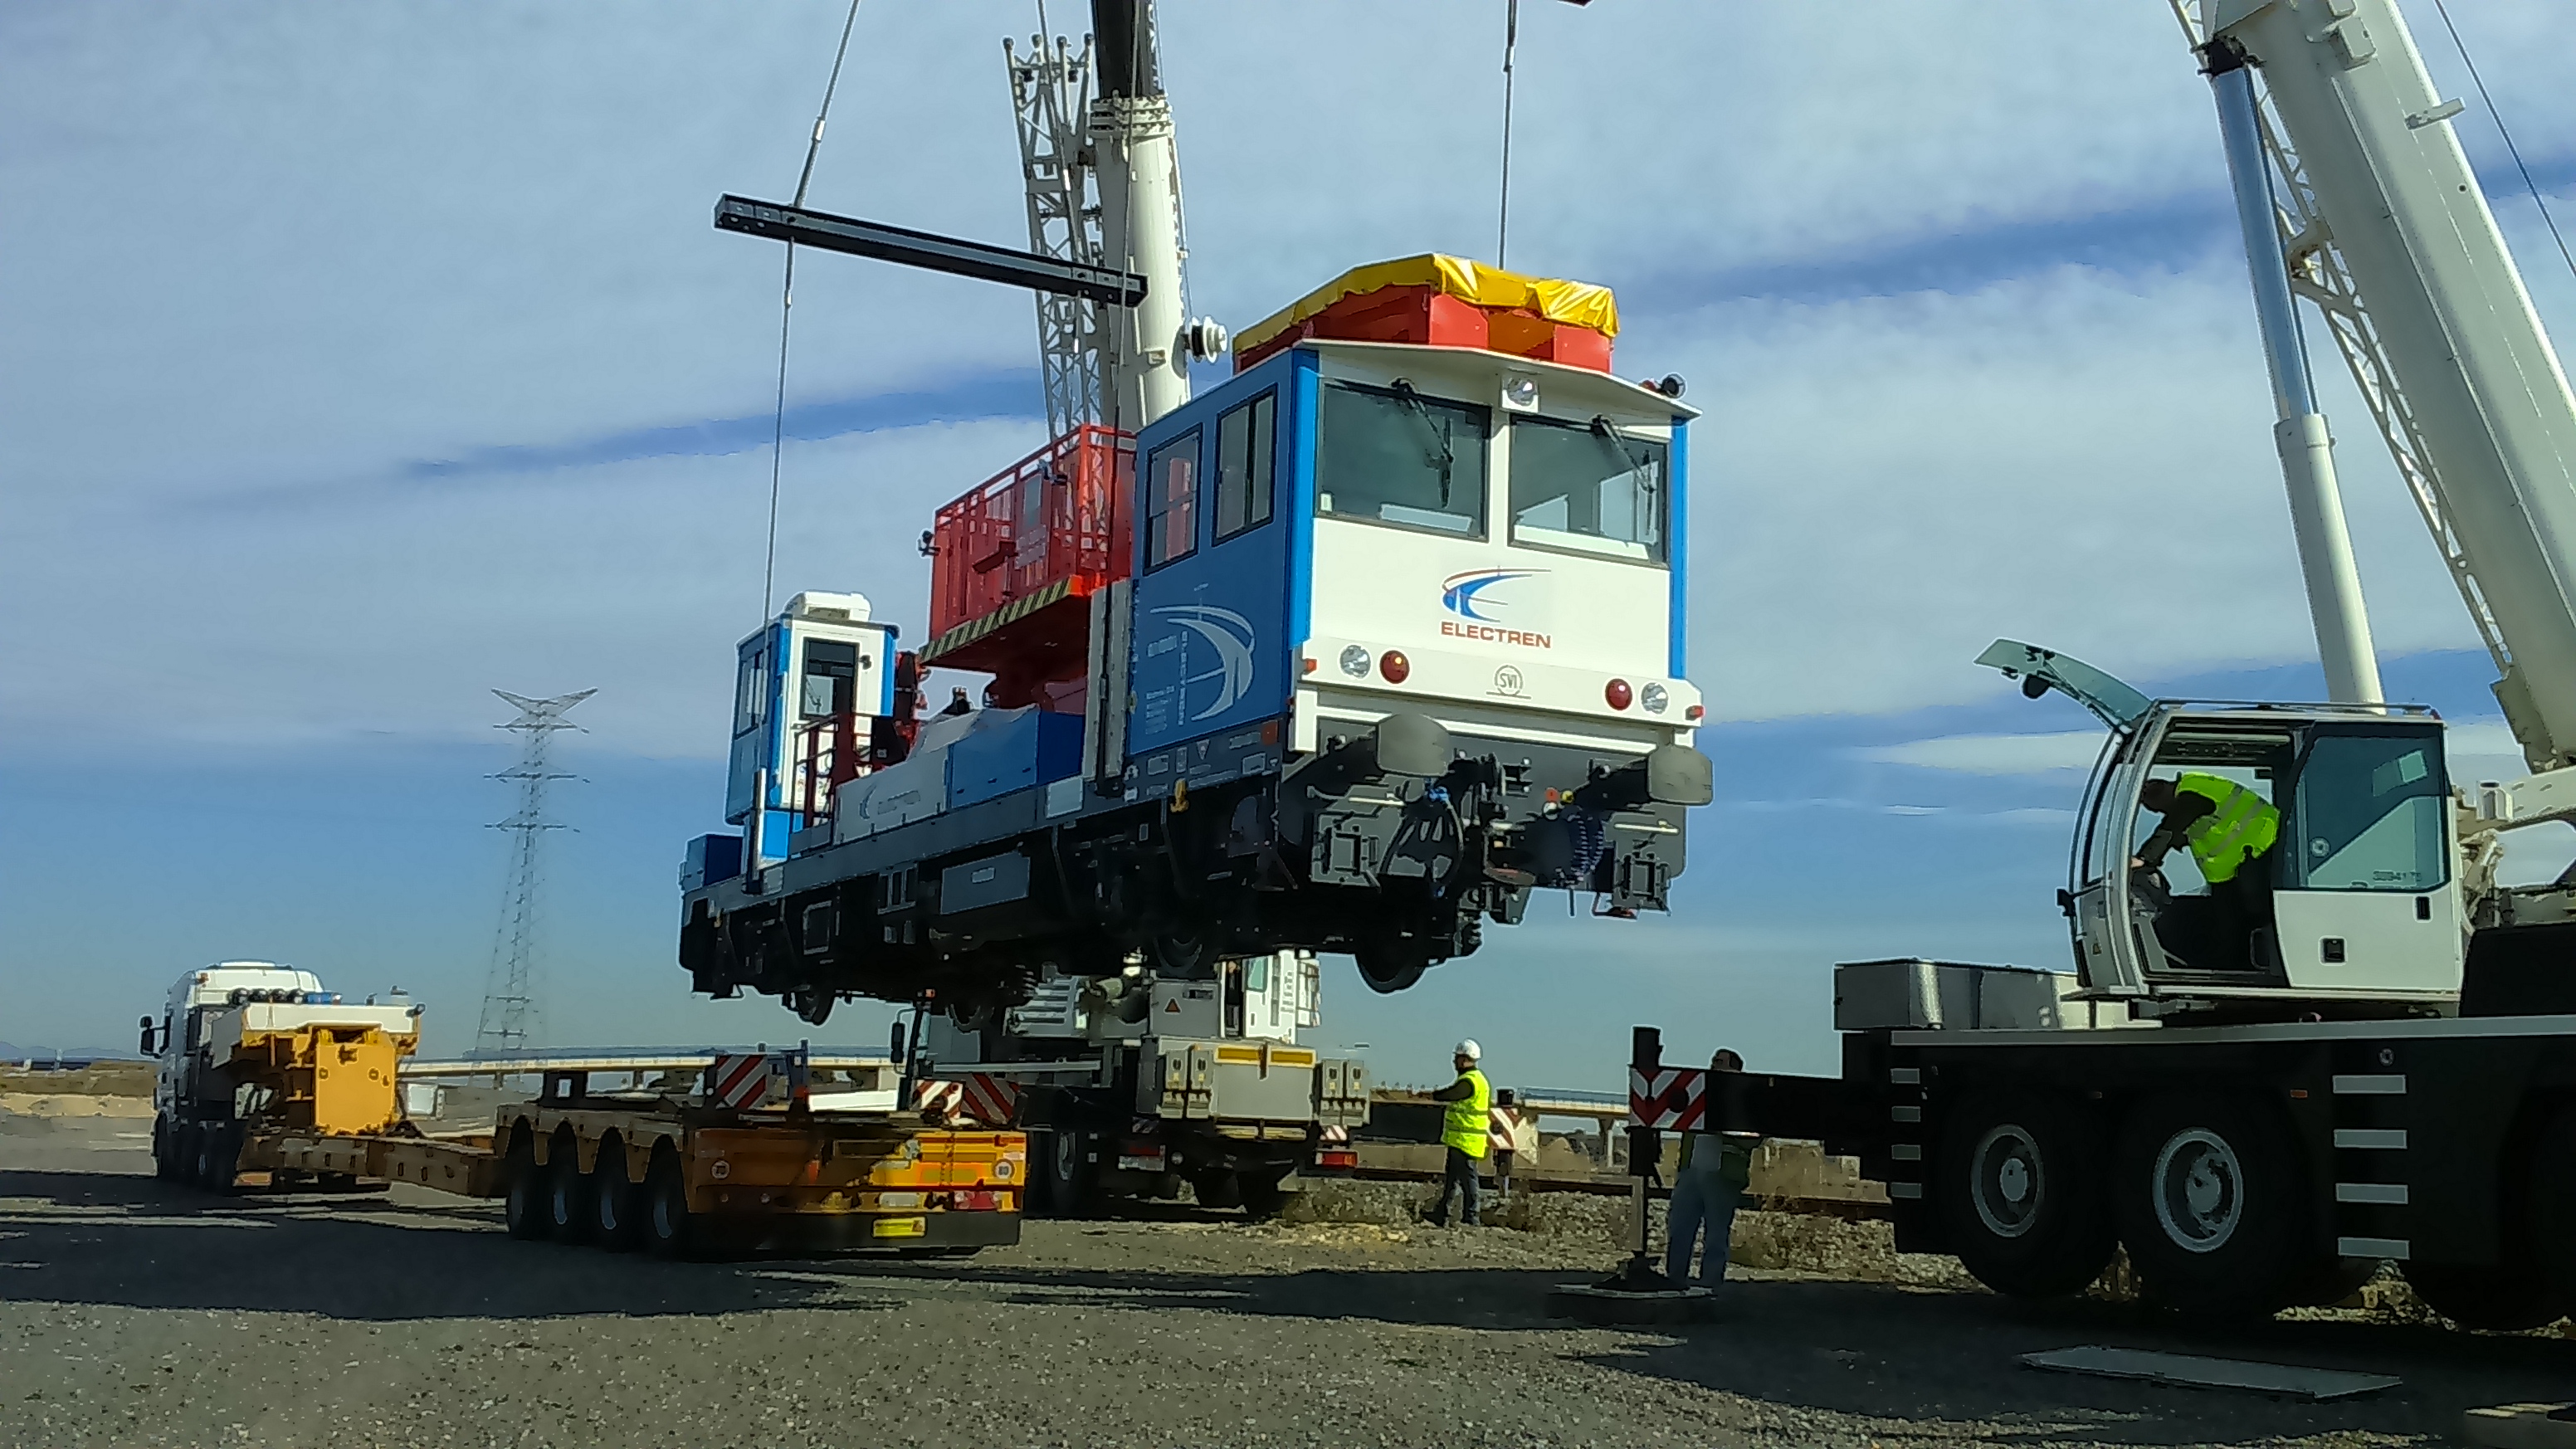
[1316, 381, 1490, 536]
[2281, 727, 2449, 891]
[1508, 417, 1667, 563]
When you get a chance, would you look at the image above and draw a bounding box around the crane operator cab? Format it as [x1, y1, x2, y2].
[1982, 641, 2465, 1012]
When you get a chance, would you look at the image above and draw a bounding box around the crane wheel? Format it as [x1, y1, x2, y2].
[502, 1135, 551, 1241]
[2113, 1091, 2309, 1317]
[1934, 1090, 2115, 1299]
[2525, 1104, 2576, 1315]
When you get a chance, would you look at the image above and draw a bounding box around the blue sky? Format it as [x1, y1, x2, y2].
[6, 2, 2575, 1087]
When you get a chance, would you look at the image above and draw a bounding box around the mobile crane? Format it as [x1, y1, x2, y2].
[1705, 0, 2576, 1328]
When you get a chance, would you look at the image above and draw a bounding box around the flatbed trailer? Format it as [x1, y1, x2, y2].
[193, 1088, 1025, 1259]
[1707, 960, 2576, 1328]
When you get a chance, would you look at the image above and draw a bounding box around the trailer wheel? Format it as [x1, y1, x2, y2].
[2406, 1261, 2561, 1331]
[591, 1137, 642, 1251]
[546, 1133, 593, 1244]
[642, 1146, 698, 1259]
[1936, 1091, 2115, 1299]
[502, 1134, 550, 1241]
[2115, 1092, 2310, 1316]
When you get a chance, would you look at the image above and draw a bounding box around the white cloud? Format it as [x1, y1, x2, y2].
[1861, 729, 2111, 776]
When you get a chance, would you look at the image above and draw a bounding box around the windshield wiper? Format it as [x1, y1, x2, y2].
[1393, 381, 1456, 505]
[1590, 415, 1658, 495]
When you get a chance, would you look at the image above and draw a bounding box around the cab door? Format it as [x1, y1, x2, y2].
[2270, 724, 2466, 994]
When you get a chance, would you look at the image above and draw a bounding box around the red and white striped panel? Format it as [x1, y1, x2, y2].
[914, 1080, 964, 1119]
[1319, 1124, 1349, 1144]
[1627, 1066, 1706, 1131]
[1489, 1106, 1525, 1158]
[708, 1053, 775, 1110]
[959, 1072, 1021, 1126]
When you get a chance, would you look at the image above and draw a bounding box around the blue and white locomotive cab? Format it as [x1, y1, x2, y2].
[1121, 339, 1710, 989]
[677, 343, 1710, 1017]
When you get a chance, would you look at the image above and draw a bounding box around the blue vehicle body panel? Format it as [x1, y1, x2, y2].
[1127, 350, 1304, 762]
[947, 710, 1085, 809]
[1667, 420, 1690, 680]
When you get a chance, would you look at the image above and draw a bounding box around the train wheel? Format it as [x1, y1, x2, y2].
[1935, 1090, 2115, 1299]
[591, 1137, 642, 1251]
[502, 1134, 551, 1241]
[2406, 1261, 2561, 1331]
[546, 1134, 593, 1245]
[2114, 1092, 2309, 1316]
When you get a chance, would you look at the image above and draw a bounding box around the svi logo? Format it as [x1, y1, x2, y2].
[1150, 605, 1257, 721]
[1441, 568, 1546, 623]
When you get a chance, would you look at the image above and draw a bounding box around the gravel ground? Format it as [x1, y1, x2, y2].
[3, 1110, 2572, 1448]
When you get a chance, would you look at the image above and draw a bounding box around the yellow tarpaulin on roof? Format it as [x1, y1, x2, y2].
[1232, 253, 1619, 354]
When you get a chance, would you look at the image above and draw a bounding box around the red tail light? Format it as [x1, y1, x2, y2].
[1315, 1148, 1358, 1170]
[1605, 678, 1633, 710]
[1380, 650, 1412, 684]
[950, 1188, 1004, 1212]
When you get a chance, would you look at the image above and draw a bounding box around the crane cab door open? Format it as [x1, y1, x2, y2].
[2070, 705, 2465, 1004]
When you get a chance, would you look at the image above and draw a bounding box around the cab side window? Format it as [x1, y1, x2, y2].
[1144, 427, 1202, 570]
[1213, 390, 1276, 542]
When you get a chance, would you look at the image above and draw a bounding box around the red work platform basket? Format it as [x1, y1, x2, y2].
[1232, 254, 1617, 374]
[920, 425, 1133, 699]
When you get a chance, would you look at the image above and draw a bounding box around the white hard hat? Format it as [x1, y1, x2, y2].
[1454, 1039, 1481, 1061]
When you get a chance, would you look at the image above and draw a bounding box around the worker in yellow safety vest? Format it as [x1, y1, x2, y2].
[2136, 773, 2281, 885]
[2135, 773, 2283, 973]
[1426, 1040, 1490, 1227]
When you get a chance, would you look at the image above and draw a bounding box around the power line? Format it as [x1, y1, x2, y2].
[1497, 0, 1520, 269]
[761, 0, 866, 623]
[475, 689, 593, 1058]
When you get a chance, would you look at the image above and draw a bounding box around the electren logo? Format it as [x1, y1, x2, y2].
[1150, 605, 1258, 720]
[1441, 568, 1545, 623]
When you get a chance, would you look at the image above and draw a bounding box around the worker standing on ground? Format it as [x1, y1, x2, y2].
[1426, 1039, 1490, 1227]
[1666, 1048, 1755, 1287]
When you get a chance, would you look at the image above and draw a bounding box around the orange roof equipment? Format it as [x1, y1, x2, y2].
[1231, 254, 1619, 374]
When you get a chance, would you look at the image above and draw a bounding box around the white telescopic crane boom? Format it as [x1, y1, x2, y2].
[2200, 0, 2576, 770]
[1090, 0, 1193, 432]
[2201, 41, 2384, 707]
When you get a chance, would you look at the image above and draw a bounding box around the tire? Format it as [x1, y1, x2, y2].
[2114, 1091, 2314, 1317]
[1044, 1129, 1095, 1219]
[502, 1134, 551, 1242]
[2525, 1104, 2576, 1314]
[1934, 1090, 2117, 1300]
[2407, 1261, 2561, 1331]
[1354, 938, 1428, 994]
[193, 1121, 238, 1193]
[642, 1147, 696, 1260]
[547, 1135, 593, 1244]
[151, 1115, 174, 1181]
[173, 1121, 202, 1191]
[1193, 1172, 1245, 1211]
[591, 1137, 641, 1251]
[1238, 1170, 1292, 1222]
